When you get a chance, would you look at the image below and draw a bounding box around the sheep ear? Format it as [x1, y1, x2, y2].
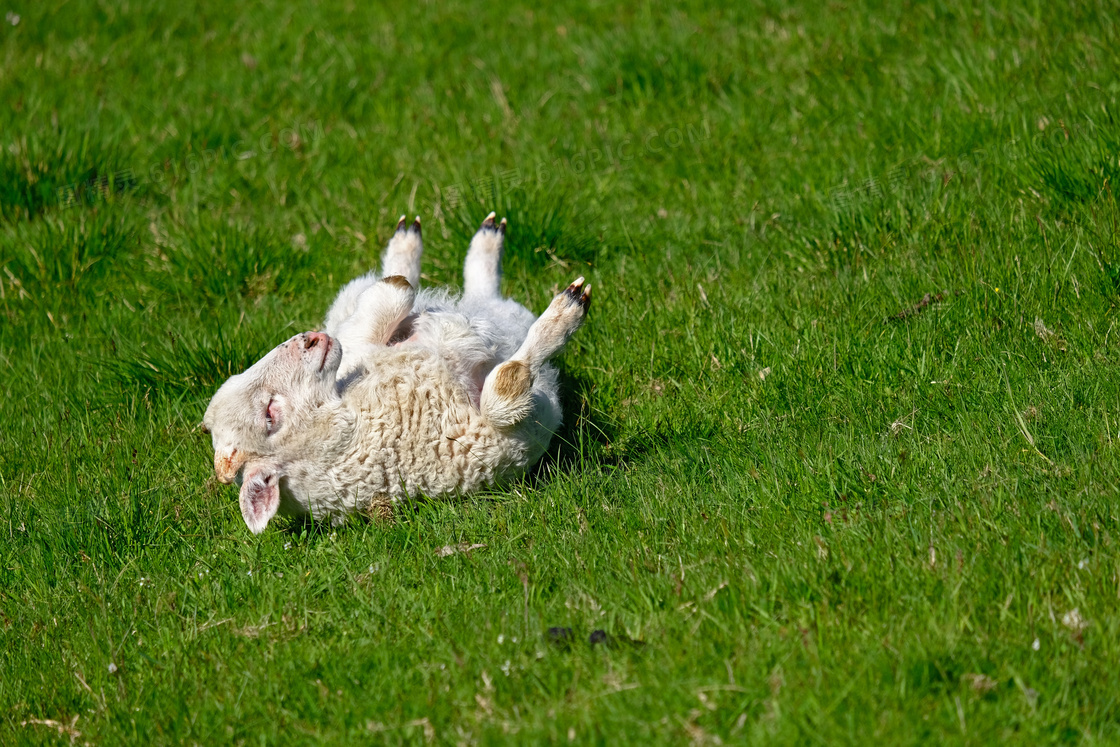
[239, 468, 280, 534]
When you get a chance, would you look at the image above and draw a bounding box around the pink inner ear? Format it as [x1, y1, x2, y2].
[266, 399, 281, 432]
[239, 469, 280, 534]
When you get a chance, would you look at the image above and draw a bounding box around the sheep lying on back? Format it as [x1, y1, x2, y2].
[201, 213, 590, 533]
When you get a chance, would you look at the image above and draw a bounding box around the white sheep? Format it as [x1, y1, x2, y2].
[201, 213, 590, 533]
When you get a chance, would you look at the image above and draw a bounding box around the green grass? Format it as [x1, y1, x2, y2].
[2, 0, 1119, 743]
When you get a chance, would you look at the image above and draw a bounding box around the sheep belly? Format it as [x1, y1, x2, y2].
[338, 348, 534, 506]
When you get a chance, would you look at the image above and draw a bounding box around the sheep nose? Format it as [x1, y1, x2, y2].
[303, 332, 328, 350]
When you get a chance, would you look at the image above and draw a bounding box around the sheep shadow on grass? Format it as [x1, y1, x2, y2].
[524, 367, 665, 487]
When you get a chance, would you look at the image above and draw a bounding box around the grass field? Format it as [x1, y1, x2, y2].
[2, 0, 1119, 743]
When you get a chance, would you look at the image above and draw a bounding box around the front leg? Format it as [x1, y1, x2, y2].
[381, 215, 423, 289]
[335, 275, 417, 378]
[323, 216, 423, 336]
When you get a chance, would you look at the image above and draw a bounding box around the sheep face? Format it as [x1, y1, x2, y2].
[202, 331, 343, 533]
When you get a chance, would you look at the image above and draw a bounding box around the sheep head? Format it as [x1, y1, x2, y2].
[202, 331, 343, 533]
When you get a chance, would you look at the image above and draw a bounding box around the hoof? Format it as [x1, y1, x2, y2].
[563, 276, 592, 311]
[395, 215, 421, 235]
[481, 211, 497, 230]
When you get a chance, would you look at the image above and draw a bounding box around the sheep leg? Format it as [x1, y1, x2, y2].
[463, 212, 506, 298]
[337, 275, 417, 348]
[323, 274, 377, 338]
[381, 215, 423, 288]
[480, 277, 590, 427]
[322, 216, 422, 335]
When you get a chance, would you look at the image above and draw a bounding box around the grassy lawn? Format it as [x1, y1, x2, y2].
[2, 0, 1119, 743]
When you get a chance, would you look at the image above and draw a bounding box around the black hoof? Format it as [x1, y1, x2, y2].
[563, 277, 592, 311]
[480, 211, 497, 230]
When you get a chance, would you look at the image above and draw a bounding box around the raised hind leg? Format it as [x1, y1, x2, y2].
[463, 212, 506, 299]
[480, 277, 591, 427]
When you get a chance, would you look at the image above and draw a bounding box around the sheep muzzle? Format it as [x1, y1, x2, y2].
[214, 448, 246, 484]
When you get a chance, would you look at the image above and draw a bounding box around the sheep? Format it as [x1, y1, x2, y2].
[201, 212, 590, 533]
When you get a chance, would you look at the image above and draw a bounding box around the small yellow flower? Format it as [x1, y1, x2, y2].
[995, 287, 1000, 292]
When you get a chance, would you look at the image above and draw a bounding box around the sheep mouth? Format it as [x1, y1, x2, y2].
[318, 336, 334, 372]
